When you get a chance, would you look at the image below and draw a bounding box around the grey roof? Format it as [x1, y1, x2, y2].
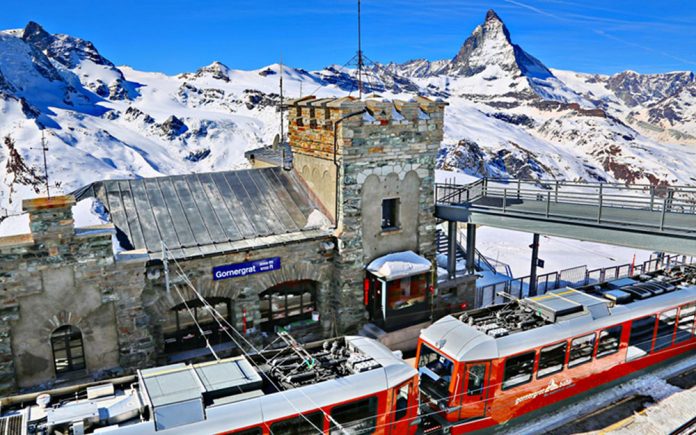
[243, 146, 282, 166]
[422, 285, 696, 362]
[74, 167, 331, 260]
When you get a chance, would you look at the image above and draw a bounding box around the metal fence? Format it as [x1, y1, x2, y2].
[435, 178, 696, 234]
[475, 254, 694, 307]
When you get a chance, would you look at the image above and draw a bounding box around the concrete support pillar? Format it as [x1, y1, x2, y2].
[447, 221, 457, 279]
[529, 233, 540, 297]
[466, 223, 477, 275]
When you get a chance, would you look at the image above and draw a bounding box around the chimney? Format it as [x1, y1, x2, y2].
[22, 195, 76, 245]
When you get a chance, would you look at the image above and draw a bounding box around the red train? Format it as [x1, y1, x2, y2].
[416, 271, 696, 433]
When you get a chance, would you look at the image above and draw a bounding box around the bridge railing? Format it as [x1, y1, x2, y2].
[475, 253, 694, 307]
[435, 178, 696, 233]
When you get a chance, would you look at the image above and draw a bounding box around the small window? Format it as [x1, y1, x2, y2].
[654, 309, 678, 351]
[51, 325, 86, 376]
[568, 333, 596, 368]
[537, 342, 567, 378]
[381, 198, 400, 230]
[676, 304, 696, 343]
[596, 326, 623, 358]
[627, 315, 657, 361]
[502, 351, 535, 390]
[330, 396, 378, 434]
[394, 382, 410, 421]
[270, 411, 323, 435]
[466, 364, 486, 396]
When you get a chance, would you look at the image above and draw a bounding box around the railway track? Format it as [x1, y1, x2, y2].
[670, 415, 696, 435]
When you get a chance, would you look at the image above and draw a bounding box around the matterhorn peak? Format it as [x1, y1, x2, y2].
[447, 9, 552, 80]
[484, 9, 503, 24]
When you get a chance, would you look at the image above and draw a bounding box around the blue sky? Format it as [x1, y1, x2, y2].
[3, 0, 695, 75]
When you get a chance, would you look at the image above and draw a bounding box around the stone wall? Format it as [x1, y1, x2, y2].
[141, 235, 336, 357]
[0, 196, 154, 394]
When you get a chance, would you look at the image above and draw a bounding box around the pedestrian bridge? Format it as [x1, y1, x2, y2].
[435, 178, 696, 256]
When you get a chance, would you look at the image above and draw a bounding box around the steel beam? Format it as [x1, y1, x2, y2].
[447, 221, 457, 279]
[529, 233, 540, 297]
[466, 223, 477, 275]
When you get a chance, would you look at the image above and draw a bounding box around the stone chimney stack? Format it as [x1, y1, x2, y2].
[22, 195, 76, 251]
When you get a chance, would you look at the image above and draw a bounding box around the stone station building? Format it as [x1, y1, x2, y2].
[0, 96, 471, 394]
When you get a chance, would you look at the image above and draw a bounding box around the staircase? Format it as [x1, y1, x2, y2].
[435, 228, 466, 264]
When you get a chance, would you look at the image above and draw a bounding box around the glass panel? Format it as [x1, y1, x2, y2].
[568, 334, 596, 368]
[270, 412, 323, 435]
[596, 326, 622, 358]
[286, 292, 303, 317]
[381, 198, 399, 229]
[502, 351, 535, 390]
[654, 309, 678, 351]
[627, 315, 656, 361]
[330, 397, 377, 434]
[467, 365, 486, 396]
[394, 382, 410, 421]
[676, 304, 696, 343]
[538, 342, 567, 377]
[418, 344, 455, 400]
[386, 274, 428, 311]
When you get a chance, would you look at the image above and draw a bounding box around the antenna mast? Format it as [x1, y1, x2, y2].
[279, 54, 284, 144]
[357, 0, 363, 99]
[39, 131, 50, 198]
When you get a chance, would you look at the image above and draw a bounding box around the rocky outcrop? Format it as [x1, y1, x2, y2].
[159, 115, 188, 138]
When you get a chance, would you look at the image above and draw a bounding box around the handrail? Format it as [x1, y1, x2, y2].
[435, 178, 696, 234]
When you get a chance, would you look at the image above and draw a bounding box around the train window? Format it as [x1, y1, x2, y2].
[502, 351, 535, 390]
[394, 382, 410, 421]
[568, 333, 596, 368]
[467, 364, 486, 396]
[676, 304, 696, 343]
[418, 345, 454, 401]
[627, 315, 657, 361]
[537, 342, 567, 378]
[269, 411, 324, 435]
[654, 309, 678, 351]
[330, 396, 378, 434]
[596, 326, 623, 359]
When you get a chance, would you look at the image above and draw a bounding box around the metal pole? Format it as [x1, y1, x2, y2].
[517, 179, 521, 199]
[503, 188, 507, 213]
[660, 198, 667, 231]
[466, 223, 477, 275]
[529, 233, 540, 297]
[162, 241, 170, 295]
[546, 191, 551, 217]
[357, 0, 363, 99]
[447, 221, 457, 279]
[597, 184, 603, 223]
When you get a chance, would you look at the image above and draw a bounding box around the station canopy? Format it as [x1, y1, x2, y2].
[366, 250, 432, 281]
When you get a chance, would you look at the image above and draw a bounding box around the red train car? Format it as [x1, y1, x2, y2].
[416, 274, 696, 434]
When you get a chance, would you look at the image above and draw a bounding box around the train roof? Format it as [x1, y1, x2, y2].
[421, 279, 696, 362]
[2, 336, 416, 434]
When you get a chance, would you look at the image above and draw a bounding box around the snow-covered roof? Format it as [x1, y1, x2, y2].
[366, 250, 432, 280]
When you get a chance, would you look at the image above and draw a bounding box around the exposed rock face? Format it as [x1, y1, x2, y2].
[447, 10, 552, 79]
[159, 115, 188, 138]
[22, 21, 114, 69]
[605, 71, 695, 107]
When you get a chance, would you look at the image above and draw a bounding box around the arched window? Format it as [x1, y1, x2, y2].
[259, 280, 317, 332]
[51, 325, 85, 375]
[163, 297, 233, 354]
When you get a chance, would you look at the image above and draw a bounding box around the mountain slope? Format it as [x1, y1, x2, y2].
[1, 11, 695, 225]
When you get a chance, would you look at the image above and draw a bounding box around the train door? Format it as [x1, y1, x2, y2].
[458, 362, 490, 420]
[389, 378, 417, 435]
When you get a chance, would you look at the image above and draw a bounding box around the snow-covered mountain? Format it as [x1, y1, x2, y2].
[1, 10, 696, 222]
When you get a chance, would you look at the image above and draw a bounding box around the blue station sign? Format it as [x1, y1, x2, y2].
[212, 257, 281, 281]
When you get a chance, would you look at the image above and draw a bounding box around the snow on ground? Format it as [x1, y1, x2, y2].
[474, 226, 653, 278]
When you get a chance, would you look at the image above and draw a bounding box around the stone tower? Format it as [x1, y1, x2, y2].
[287, 96, 446, 333]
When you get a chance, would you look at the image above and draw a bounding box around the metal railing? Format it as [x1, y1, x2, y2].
[435, 178, 696, 234]
[474, 253, 694, 308]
